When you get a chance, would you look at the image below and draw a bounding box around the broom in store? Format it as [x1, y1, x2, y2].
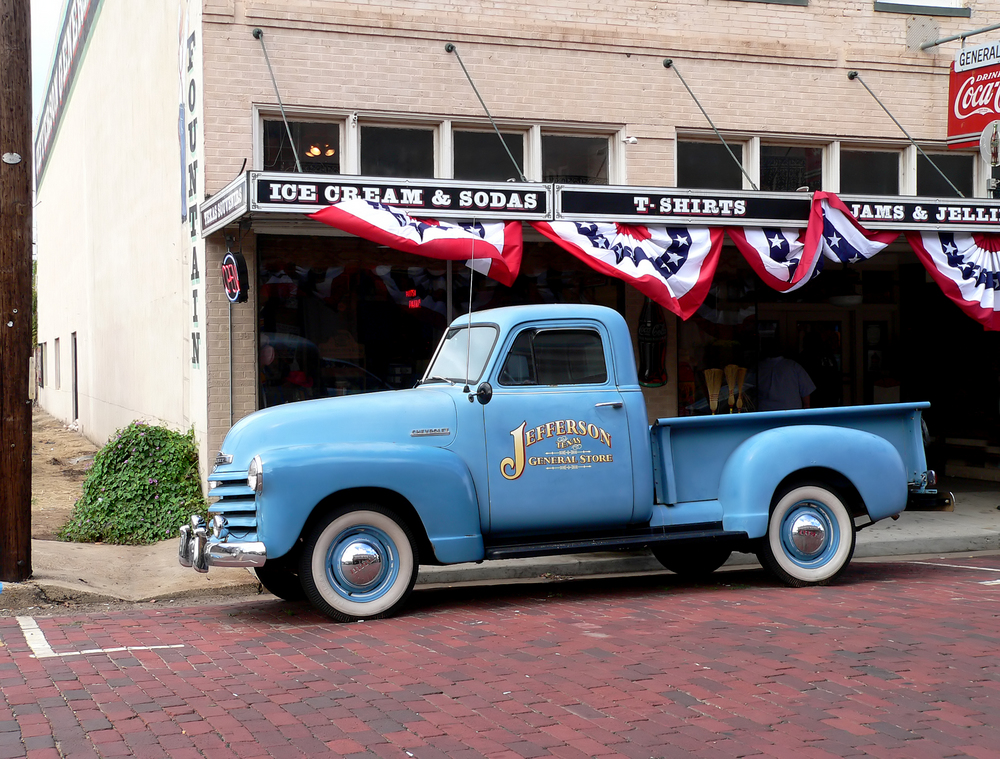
[725, 364, 739, 412]
[704, 368, 724, 415]
[736, 366, 747, 412]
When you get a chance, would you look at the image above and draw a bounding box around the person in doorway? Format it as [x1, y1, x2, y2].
[757, 338, 816, 411]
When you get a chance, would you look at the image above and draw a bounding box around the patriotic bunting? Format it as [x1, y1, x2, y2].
[727, 227, 823, 292]
[309, 199, 523, 286]
[806, 192, 899, 265]
[728, 192, 897, 294]
[905, 231, 1000, 330]
[306, 192, 1000, 332]
[530, 221, 724, 319]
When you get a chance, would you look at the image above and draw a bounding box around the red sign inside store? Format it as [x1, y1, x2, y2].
[948, 61, 1000, 149]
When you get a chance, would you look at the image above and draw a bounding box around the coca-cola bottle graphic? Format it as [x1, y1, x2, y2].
[637, 297, 668, 387]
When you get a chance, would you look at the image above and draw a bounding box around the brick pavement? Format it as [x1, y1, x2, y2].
[1, 557, 999, 758]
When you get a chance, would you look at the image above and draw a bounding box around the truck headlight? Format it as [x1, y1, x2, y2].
[247, 455, 263, 493]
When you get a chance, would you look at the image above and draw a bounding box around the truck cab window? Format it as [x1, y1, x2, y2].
[499, 328, 607, 386]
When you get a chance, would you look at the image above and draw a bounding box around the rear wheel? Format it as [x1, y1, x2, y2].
[299, 504, 419, 622]
[254, 561, 306, 601]
[651, 542, 732, 579]
[756, 483, 856, 587]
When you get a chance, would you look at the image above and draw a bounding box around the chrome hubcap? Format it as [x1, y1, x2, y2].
[789, 513, 827, 556]
[338, 539, 384, 589]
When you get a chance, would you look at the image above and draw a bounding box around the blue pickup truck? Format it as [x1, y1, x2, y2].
[179, 303, 937, 622]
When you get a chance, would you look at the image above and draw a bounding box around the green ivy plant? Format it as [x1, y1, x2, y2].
[59, 421, 209, 545]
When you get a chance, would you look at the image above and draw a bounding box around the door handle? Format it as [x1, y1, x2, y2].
[595, 401, 623, 409]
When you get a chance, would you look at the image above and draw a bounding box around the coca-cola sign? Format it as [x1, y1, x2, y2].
[948, 41, 1000, 149]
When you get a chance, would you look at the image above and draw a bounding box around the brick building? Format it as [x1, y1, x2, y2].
[34, 0, 1000, 480]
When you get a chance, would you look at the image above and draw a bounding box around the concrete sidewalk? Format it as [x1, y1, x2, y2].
[3, 478, 999, 609]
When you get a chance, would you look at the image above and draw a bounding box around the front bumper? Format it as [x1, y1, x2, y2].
[178, 515, 266, 573]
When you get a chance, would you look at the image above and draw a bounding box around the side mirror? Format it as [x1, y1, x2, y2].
[476, 382, 493, 405]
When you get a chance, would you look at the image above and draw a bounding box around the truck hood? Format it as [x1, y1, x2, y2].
[216, 388, 458, 471]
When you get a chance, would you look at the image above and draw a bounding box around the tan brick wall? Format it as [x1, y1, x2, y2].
[204, 232, 259, 458]
[197, 0, 984, 446]
[200, 0, 975, 193]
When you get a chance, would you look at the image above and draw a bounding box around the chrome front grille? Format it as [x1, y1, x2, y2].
[208, 472, 258, 540]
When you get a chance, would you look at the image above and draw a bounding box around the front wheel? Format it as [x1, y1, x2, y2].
[756, 483, 856, 587]
[299, 504, 419, 622]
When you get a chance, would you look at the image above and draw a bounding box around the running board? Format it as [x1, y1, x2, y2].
[484, 527, 748, 561]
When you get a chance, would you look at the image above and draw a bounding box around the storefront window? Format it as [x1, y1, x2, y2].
[257, 236, 625, 409]
[263, 121, 340, 174]
[677, 141, 743, 190]
[760, 145, 822, 192]
[257, 236, 450, 406]
[542, 135, 608, 184]
[917, 153, 974, 198]
[361, 126, 435, 177]
[454, 130, 525, 181]
[840, 150, 899, 195]
[677, 256, 758, 415]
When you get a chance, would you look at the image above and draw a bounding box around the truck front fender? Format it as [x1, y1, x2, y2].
[257, 443, 484, 564]
[717, 425, 907, 538]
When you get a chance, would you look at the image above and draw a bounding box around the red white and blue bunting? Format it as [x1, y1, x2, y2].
[307, 193, 1000, 330]
[727, 193, 898, 294]
[807, 192, 899, 265]
[726, 227, 821, 293]
[309, 199, 523, 286]
[530, 221, 724, 319]
[905, 231, 1000, 331]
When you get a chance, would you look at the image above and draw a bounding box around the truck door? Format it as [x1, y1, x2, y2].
[483, 324, 635, 535]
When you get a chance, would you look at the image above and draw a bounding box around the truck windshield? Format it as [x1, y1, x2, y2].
[423, 325, 498, 384]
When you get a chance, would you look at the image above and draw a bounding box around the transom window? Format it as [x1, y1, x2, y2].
[677, 141, 744, 190]
[542, 135, 608, 185]
[259, 113, 615, 182]
[361, 126, 435, 178]
[917, 153, 975, 198]
[263, 121, 340, 174]
[760, 145, 822, 192]
[454, 130, 525, 181]
[841, 150, 900, 195]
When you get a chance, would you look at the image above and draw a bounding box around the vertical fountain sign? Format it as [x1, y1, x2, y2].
[179, 0, 208, 449]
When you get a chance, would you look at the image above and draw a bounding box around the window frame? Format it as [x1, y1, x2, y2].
[255, 108, 621, 183]
[873, 0, 970, 18]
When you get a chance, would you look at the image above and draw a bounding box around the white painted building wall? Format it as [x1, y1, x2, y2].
[35, 0, 199, 448]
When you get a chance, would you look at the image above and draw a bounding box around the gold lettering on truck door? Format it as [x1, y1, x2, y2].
[501, 422, 527, 480]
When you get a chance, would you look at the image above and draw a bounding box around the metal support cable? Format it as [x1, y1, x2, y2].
[847, 71, 965, 198]
[663, 58, 759, 191]
[252, 28, 302, 173]
[921, 22, 1000, 50]
[445, 43, 527, 183]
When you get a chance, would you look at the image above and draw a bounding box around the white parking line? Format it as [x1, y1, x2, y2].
[15, 616, 184, 659]
[908, 561, 1000, 573]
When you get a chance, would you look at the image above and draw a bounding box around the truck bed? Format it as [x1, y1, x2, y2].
[652, 403, 930, 506]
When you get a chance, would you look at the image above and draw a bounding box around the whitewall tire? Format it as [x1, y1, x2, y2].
[757, 483, 856, 587]
[300, 504, 418, 622]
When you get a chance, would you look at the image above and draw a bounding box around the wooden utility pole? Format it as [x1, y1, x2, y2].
[0, 0, 32, 582]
